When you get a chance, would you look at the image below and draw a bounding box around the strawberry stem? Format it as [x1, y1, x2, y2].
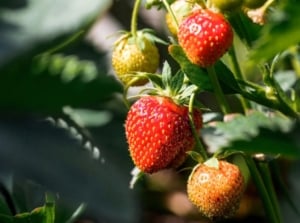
[206, 66, 231, 114]
[188, 91, 208, 162]
[162, 0, 179, 31]
[131, 0, 142, 37]
[257, 162, 283, 223]
[245, 156, 281, 223]
[228, 46, 252, 112]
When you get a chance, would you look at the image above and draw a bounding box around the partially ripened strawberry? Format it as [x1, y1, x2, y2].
[177, 9, 233, 67]
[112, 30, 159, 86]
[125, 95, 202, 173]
[187, 158, 245, 220]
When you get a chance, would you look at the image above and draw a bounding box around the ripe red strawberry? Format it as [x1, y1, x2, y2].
[112, 31, 159, 86]
[177, 9, 233, 67]
[187, 158, 245, 220]
[125, 95, 202, 173]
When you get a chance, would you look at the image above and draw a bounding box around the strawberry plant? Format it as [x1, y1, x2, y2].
[0, 0, 300, 223]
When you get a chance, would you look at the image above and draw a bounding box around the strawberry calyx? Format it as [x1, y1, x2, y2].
[126, 61, 201, 109]
[114, 29, 166, 52]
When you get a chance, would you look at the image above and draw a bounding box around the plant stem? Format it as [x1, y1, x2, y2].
[228, 46, 252, 112]
[258, 162, 283, 223]
[245, 156, 280, 223]
[207, 66, 231, 114]
[266, 59, 299, 117]
[290, 45, 300, 78]
[0, 182, 16, 215]
[131, 0, 142, 37]
[238, 79, 299, 118]
[45, 30, 85, 55]
[162, 0, 179, 30]
[45, 192, 56, 223]
[189, 92, 208, 162]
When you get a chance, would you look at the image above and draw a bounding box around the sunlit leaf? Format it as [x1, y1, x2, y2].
[202, 111, 300, 158]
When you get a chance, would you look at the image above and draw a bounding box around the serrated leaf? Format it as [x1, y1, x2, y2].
[201, 111, 300, 158]
[0, 0, 112, 66]
[0, 54, 122, 112]
[250, 1, 300, 63]
[0, 116, 137, 223]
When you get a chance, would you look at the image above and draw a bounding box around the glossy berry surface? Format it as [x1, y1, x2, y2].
[125, 96, 202, 173]
[178, 9, 233, 67]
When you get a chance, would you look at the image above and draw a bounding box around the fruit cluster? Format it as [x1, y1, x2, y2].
[110, 0, 275, 221]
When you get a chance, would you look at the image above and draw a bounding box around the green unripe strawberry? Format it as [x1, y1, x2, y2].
[187, 158, 245, 220]
[243, 0, 266, 9]
[112, 31, 159, 86]
[211, 0, 244, 12]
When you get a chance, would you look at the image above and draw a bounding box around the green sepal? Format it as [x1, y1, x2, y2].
[162, 61, 173, 89]
[186, 151, 205, 164]
[170, 70, 185, 94]
[204, 157, 219, 169]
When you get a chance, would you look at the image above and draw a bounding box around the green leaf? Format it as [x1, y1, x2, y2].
[0, 116, 138, 223]
[201, 111, 300, 158]
[0, 54, 122, 112]
[168, 45, 240, 94]
[0, 0, 112, 66]
[228, 11, 262, 47]
[168, 45, 212, 91]
[214, 60, 242, 93]
[249, 1, 300, 63]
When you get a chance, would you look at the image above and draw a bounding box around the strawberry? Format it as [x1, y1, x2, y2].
[187, 158, 245, 220]
[125, 95, 202, 173]
[112, 30, 160, 86]
[177, 9, 233, 67]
